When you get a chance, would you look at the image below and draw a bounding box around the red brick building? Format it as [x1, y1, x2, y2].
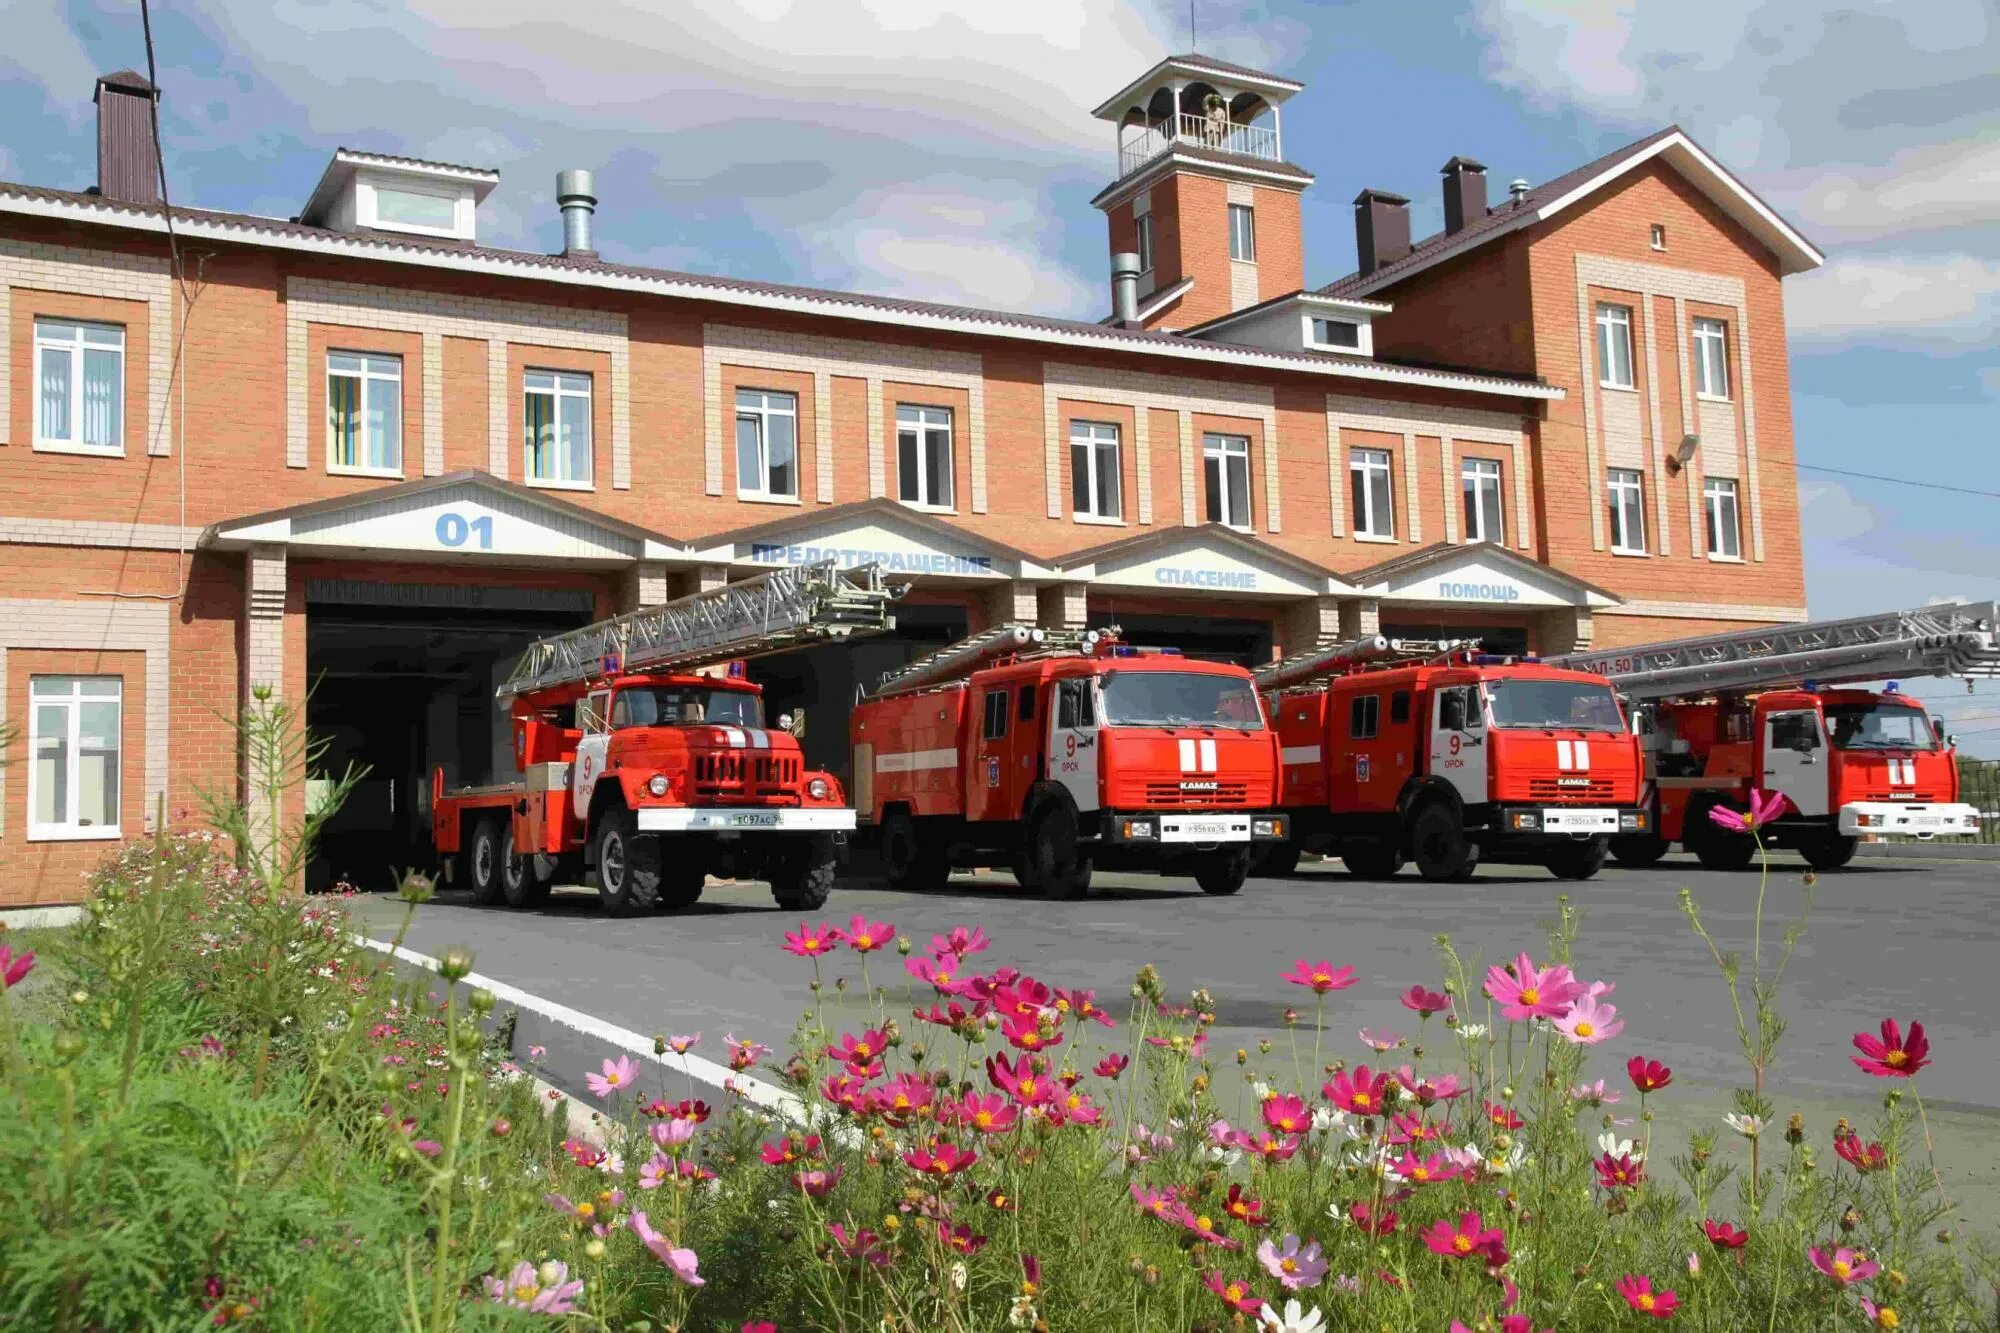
[0, 58, 1822, 903]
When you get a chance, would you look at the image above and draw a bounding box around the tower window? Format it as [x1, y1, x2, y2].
[1135, 214, 1155, 273]
[1228, 204, 1256, 262]
[1650, 223, 1667, 250]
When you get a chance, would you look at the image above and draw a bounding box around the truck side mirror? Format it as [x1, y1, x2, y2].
[1465, 691, 1485, 730]
[1440, 692, 1465, 732]
[781, 711, 805, 738]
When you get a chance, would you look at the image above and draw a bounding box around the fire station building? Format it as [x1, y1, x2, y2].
[0, 57, 1823, 901]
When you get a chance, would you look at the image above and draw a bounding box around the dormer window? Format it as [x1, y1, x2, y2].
[1310, 317, 1362, 350]
[371, 184, 459, 233]
[300, 149, 498, 243]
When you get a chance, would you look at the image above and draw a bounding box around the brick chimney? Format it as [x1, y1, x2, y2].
[1441, 156, 1487, 235]
[1353, 189, 1411, 277]
[94, 70, 162, 205]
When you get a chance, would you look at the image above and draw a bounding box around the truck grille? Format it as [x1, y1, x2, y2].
[1144, 781, 1250, 807]
[1528, 778, 1616, 802]
[693, 752, 800, 798]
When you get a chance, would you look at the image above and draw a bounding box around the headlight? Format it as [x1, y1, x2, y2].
[1618, 810, 1646, 830]
[1253, 818, 1283, 837]
[1511, 811, 1540, 830]
[1122, 819, 1156, 840]
[647, 774, 670, 798]
[807, 777, 830, 800]
[1854, 813, 1882, 828]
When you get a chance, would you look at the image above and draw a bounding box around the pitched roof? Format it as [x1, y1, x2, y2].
[1346, 541, 1621, 605]
[1091, 53, 1304, 120]
[693, 498, 1041, 567]
[1055, 522, 1351, 591]
[1320, 127, 1823, 297]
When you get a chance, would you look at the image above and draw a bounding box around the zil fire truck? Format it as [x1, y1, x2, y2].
[849, 625, 1287, 899]
[430, 561, 896, 915]
[1548, 602, 2000, 871]
[1255, 638, 1649, 883]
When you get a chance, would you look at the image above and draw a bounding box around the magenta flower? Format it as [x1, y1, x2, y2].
[1851, 1018, 1931, 1078]
[930, 925, 990, 960]
[844, 914, 893, 954]
[1282, 959, 1357, 994]
[483, 1259, 584, 1313]
[1553, 992, 1624, 1046]
[780, 921, 843, 958]
[1423, 1211, 1508, 1263]
[650, 1118, 695, 1149]
[1358, 1027, 1403, 1052]
[1709, 787, 1791, 833]
[666, 1033, 699, 1055]
[1261, 1093, 1310, 1135]
[1485, 951, 1585, 1021]
[1808, 1245, 1881, 1288]
[1256, 1234, 1329, 1291]
[638, 1154, 670, 1190]
[792, 1165, 843, 1197]
[630, 1211, 703, 1285]
[1323, 1064, 1390, 1115]
[0, 944, 35, 990]
[1394, 1066, 1466, 1105]
[1399, 984, 1450, 1016]
[585, 1054, 639, 1098]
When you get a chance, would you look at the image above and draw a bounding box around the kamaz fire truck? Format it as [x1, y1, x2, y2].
[1256, 638, 1649, 882]
[849, 625, 1286, 899]
[1547, 601, 1999, 871]
[431, 561, 896, 915]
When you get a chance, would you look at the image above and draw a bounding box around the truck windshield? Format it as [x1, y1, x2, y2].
[1483, 680, 1625, 733]
[612, 687, 763, 729]
[1825, 703, 1937, 751]
[1098, 671, 1265, 731]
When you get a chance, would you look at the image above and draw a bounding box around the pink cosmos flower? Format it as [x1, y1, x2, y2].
[1423, 1211, 1507, 1263]
[871, 1073, 936, 1123]
[902, 1141, 977, 1177]
[826, 1028, 889, 1072]
[1094, 1053, 1130, 1080]
[828, 1222, 890, 1267]
[1131, 1183, 1182, 1221]
[780, 921, 843, 959]
[666, 1034, 699, 1055]
[649, 1118, 695, 1149]
[1399, 984, 1450, 1016]
[585, 1054, 639, 1098]
[930, 925, 990, 961]
[638, 1154, 670, 1190]
[1257, 1234, 1329, 1290]
[1570, 1079, 1622, 1106]
[1554, 992, 1625, 1046]
[791, 1165, 842, 1197]
[1389, 1151, 1461, 1186]
[1358, 1028, 1403, 1052]
[1808, 1245, 1880, 1287]
[1851, 1018, 1931, 1078]
[1834, 1132, 1889, 1173]
[1052, 987, 1116, 1028]
[985, 1052, 1054, 1106]
[1282, 959, 1358, 994]
[1176, 1206, 1240, 1248]
[1234, 1129, 1301, 1163]
[1484, 951, 1585, 1022]
[1348, 1200, 1398, 1236]
[1396, 1066, 1466, 1105]
[1595, 1151, 1646, 1191]
[759, 1135, 821, 1166]
[1485, 1101, 1524, 1131]
[0, 944, 36, 990]
[743, 1324, 778, 1333]
[630, 1211, 703, 1285]
[1616, 1274, 1678, 1319]
[1386, 1111, 1441, 1147]
[1627, 1056, 1674, 1093]
[1203, 1270, 1263, 1314]
[483, 1259, 584, 1313]
[1001, 1012, 1063, 1052]
[905, 956, 964, 993]
[1323, 1064, 1391, 1115]
[1262, 1093, 1311, 1135]
[1454, 1322, 1552, 1333]
[1220, 1183, 1268, 1229]
[956, 1092, 1020, 1134]
[844, 915, 893, 954]
[724, 1033, 772, 1072]
[1709, 787, 1791, 833]
[1703, 1220, 1748, 1249]
[410, 1139, 442, 1158]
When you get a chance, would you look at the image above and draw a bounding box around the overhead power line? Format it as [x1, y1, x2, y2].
[1796, 464, 2000, 501]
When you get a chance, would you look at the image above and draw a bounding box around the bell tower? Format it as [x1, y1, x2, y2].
[1090, 55, 1312, 330]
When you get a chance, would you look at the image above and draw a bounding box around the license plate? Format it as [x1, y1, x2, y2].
[1541, 808, 1618, 833]
[1159, 815, 1250, 843]
[1903, 815, 1945, 827]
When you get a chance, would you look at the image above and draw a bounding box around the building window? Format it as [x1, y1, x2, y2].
[1705, 477, 1742, 559]
[374, 186, 458, 231]
[34, 319, 124, 454]
[1228, 204, 1256, 262]
[523, 370, 593, 487]
[1349, 448, 1394, 540]
[1202, 432, 1252, 529]
[1595, 303, 1635, 389]
[1461, 456, 1504, 544]
[1135, 214, 1155, 273]
[28, 676, 121, 840]
[1311, 318, 1361, 349]
[1650, 223, 1667, 250]
[326, 352, 403, 475]
[896, 404, 954, 509]
[734, 389, 798, 500]
[1349, 694, 1380, 740]
[1070, 420, 1122, 521]
[1692, 317, 1731, 399]
[1608, 468, 1647, 554]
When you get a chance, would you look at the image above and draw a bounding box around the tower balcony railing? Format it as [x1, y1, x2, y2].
[1117, 112, 1281, 176]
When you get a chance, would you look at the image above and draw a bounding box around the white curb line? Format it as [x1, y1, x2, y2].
[1, 905, 86, 929]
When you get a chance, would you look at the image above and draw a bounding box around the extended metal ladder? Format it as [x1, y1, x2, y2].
[870, 624, 1108, 699]
[499, 560, 899, 700]
[1544, 601, 2000, 700]
[1249, 635, 1471, 693]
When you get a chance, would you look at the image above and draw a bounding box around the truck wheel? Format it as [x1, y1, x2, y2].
[1609, 833, 1669, 868]
[1194, 846, 1253, 896]
[656, 861, 707, 912]
[1546, 837, 1609, 881]
[1687, 803, 1757, 872]
[500, 824, 551, 908]
[468, 816, 510, 906]
[1026, 802, 1092, 900]
[881, 809, 949, 892]
[595, 806, 662, 916]
[1256, 843, 1302, 878]
[1801, 833, 1860, 871]
[770, 833, 837, 911]
[1341, 839, 1405, 880]
[1411, 803, 1480, 883]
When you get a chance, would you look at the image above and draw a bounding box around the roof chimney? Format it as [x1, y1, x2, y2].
[94, 70, 161, 206]
[556, 168, 597, 258]
[1440, 156, 1487, 236]
[1352, 189, 1411, 278]
[1110, 251, 1141, 326]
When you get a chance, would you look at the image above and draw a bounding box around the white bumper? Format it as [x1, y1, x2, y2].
[1540, 808, 1619, 834]
[1158, 813, 1253, 843]
[636, 807, 856, 833]
[1836, 802, 1979, 839]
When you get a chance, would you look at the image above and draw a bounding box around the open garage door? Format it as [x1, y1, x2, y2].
[1088, 611, 1273, 667]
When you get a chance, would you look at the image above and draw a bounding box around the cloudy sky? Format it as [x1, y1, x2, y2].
[6, 0, 1999, 746]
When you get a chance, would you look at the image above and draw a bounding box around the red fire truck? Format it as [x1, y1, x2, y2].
[430, 562, 896, 915]
[1256, 638, 1649, 882]
[1547, 602, 1998, 871]
[850, 626, 1287, 898]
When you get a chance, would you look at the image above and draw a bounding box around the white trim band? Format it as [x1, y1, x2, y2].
[635, 807, 856, 832]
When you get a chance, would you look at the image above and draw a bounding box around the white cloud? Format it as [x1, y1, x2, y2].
[1798, 478, 1877, 544]
[1785, 253, 2000, 342]
[1765, 135, 2000, 243]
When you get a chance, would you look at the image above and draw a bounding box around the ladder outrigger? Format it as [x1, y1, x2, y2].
[870, 624, 1111, 699]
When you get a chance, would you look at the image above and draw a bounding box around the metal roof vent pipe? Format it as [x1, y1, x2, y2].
[1111, 251, 1142, 326]
[556, 168, 598, 257]
[1508, 178, 1530, 208]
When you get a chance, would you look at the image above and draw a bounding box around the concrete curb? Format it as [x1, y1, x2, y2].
[1856, 842, 2000, 862]
[0, 905, 86, 929]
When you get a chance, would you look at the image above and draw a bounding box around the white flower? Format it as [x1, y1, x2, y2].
[950, 1261, 967, 1292]
[1598, 1132, 1641, 1161]
[1259, 1298, 1327, 1333]
[1456, 1023, 1488, 1041]
[1724, 1112, 1765, 1139]
[1687, 1250, 1702, 1277]
[1478, 1140, 1526, 1175]
[1008, 1298, 1038, 1328]
[1204, 1144, 1243, 1167]
[1312, 1105, 1345, 1134]
[1253, 1080, 1274, 1101]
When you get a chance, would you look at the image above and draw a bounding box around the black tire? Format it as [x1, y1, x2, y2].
[1801, 832, 1860, 871]
[880, 808, 949, 892]
[468, 816, 509, 906]
[1609, 833, 1670, 868]
[1025, 801, 1092, 900]
[1546, 837, 1609, 881]
[1410, 802, 1480, 882]
[770, 833, 837, 911]
[1256, 843, 1303, 878]
[594, 805, 662, 916]
[499, 824, 550, 908]
[1688, 803, 1758, 872]
[1342, 839, 1406, 880]
[1194, 846, 1253, 896]
[657, 861, 708, 912]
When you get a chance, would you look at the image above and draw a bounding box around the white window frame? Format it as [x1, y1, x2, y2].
[1692, 317, 1731, 400]
[1228, 203, 1256, 262]
[27, 676, 123, 841]
[326, 351, 404, 477]
[1607, 467, 1647, 555]
[1650, 223, 1667, 251]
[1704, 477, 1742, 560]
[1461, 456, 1505, 545]
[734, 388, 800, 502]
[354, 173, 475, 241]
[896, 403, 955, 511]
[1070, 420, 1123, 523]
[1595, 303, 1635, 390]
[1349, 447, 1395, 541]
[1202, 432, 1253, 531]
[33, 318, 126, 456]
[522, 369, 594, 490]
[1135, 214, 1155, 274]
[1308, 317, 1368, 353]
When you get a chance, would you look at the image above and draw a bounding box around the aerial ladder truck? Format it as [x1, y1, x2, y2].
[1255, 637, 1648, 883]
[1546, 601, 2000, 871]
[849, 624, 1286, 899]
[431, 560, 897, 915]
